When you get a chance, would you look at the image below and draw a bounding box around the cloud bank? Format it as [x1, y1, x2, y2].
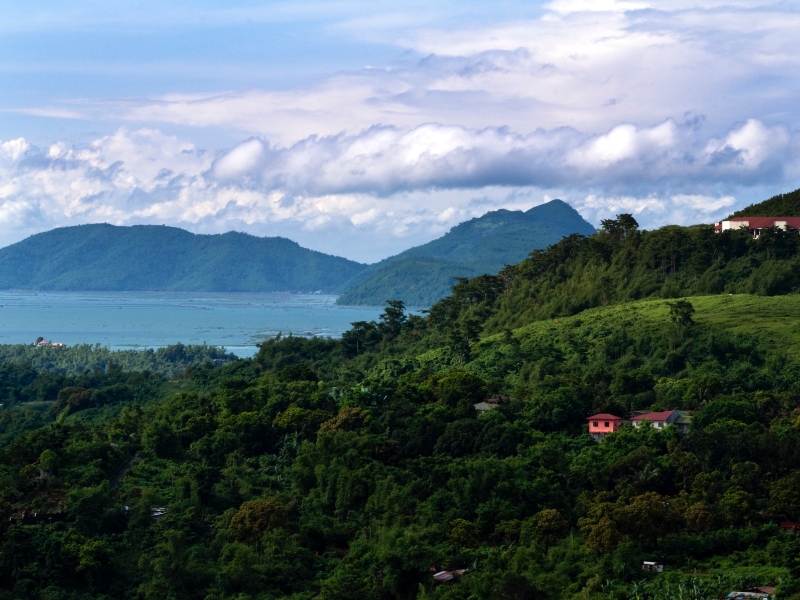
[1, 116, 796, 260]
[4, 0, 800, 260]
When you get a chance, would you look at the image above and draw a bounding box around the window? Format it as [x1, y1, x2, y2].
[604, 421, 609, 427]
[593, 421, 598, 427]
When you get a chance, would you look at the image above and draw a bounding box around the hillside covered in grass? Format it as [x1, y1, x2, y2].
[3, 208, 800, 600]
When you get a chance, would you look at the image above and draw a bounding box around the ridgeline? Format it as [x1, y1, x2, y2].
[0, 224, 367, 293]
[337, 199, 596, 306]
[0, 200, 595, 307]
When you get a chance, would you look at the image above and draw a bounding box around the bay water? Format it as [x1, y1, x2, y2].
[0, 291, 384, 358]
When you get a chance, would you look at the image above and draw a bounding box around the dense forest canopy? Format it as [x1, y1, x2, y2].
[731, 188, 800, 218]
[3, 203, 800, 600]
[0, 344, 235, 446]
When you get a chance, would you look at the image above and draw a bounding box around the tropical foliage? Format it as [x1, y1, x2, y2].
[3, 210, 800, 600]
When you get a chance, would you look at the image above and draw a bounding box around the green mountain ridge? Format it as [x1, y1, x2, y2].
[0, 224, 368, 292]
[0, 201, 595, 304]
[337, 199, 596, 306]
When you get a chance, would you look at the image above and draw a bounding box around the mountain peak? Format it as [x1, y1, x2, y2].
[337, 200, 595, 306]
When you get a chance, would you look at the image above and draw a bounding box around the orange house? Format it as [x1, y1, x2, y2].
[587, 414, 623, 441]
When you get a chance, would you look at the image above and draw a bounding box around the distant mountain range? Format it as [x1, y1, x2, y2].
[0, 200, 596, 305]
[336, 200, 596, 305]
[0, 224, 365, 292]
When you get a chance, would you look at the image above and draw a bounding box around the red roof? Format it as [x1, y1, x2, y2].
[722, 217, 800, 228]
[629, 411, 674, 422]
[751, 587, 776, 595]
[586, 413, 623, 421]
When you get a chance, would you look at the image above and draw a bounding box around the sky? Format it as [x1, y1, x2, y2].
[2, 0, 800, 263]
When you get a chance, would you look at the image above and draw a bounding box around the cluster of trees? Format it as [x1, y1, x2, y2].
[0, 342, 236, 377]
[0, 344, 234, 445]
[2, 213, 800, 599]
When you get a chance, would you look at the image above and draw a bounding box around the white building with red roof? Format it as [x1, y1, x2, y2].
[714, 217, 800, 237]
[630, 410, 691, 432]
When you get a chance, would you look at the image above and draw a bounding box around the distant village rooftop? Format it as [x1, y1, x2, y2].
[586, 410, 692, 441]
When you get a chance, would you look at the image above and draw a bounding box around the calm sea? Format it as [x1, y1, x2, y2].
[0, 292, 385, 358]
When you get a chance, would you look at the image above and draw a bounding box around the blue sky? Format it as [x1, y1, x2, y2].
[2, 0, 800, 262]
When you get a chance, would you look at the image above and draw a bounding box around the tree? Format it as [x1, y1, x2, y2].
[341, 321, 378, 357]
[449, 518, 480, 549]
[770, 475, 800, 519]
[667, 299, 695, 341]
[229, 498, 288, 546]
[685, 502, 713, 533]
[582, 516, 622, 554]
[717, 486, 756, 526]
[38, 449, 59, 474]
[380, 300, 407, 337]
[601, 213, 639, 242]
[521, 509, 569, 549]
[432, 370, 487, 409]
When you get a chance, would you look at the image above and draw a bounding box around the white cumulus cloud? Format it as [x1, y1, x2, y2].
[0, 117, 797, 261]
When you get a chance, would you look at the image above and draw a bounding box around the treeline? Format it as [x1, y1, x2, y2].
[0, 342, 237, 377]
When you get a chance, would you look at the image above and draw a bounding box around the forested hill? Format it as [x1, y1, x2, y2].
[0, 224, 367, 292]
[4, 209, 800, 599]
[424, 210, 800, 341]
[337, 199, 596, 306]
[730, 185, 800, 217]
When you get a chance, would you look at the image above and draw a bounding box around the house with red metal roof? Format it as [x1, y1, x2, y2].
[586, 414, 623, 441]
[714, 217, 800, 237]
[779, 520, 800, 535]
[630, 410, 691, 432]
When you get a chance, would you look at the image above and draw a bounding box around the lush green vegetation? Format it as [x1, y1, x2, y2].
[0, 343, 237, 378]
[335, 257, 477, 307]
[337, 200, 595, 307]
[0, 224, 366, 293]
[423, 212, 800, 346]
[3, 210, 800, 600]
[0, 343, 234, 446]
[732, 187, 800, 218]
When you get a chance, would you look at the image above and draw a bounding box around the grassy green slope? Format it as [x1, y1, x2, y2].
[0, 224, 367, 292]
[485, 294, 800, 356]
[411, 294, 800, 381]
